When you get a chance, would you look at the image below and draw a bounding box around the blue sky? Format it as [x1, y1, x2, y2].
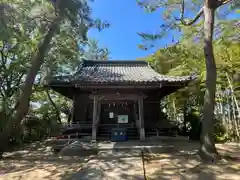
[88, 0, 169, 60]
[88, 0, 239, 60]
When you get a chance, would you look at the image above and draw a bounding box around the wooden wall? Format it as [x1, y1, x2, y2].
[143, 90, 161, 128]
[73, 93, 90, 123]
[72, 89, 164, 127]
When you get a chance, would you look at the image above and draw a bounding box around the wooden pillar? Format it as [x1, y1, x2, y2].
[92, 95, 98, 141]
[133, 102, 139, 129]
[138, 98, 145, 140]
[71, 94, 75, 124]
[97, 101, 101, 123]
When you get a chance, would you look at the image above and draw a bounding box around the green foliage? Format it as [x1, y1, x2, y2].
[185, 109, 201, 141]
[83, 38, 110, 61]
[139, 26, 240, 141]
[214, 121, 228, 142]
[0, 0, 110, 153]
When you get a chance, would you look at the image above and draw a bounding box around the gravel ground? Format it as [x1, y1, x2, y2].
[0, 141, 239, 180]
[144, 142, 240, 180]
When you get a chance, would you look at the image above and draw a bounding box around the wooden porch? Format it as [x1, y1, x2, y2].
[69, 93, 146, 141]
[60, 121, 178, 141]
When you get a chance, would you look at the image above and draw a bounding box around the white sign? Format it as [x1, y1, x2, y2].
[118, 115, 128, 123]
[109, 112, 114, 118]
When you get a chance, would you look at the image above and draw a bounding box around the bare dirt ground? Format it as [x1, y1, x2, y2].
[0, 142, 89, 180]
[0, 140, 239, 180]
[144, 142, 240, 180]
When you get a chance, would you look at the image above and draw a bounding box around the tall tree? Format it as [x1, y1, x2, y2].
[83, 39, 110, 61]
[141, 35, 240, 140]
[0, 0, 108, 157]
[137, 0, 239, 161]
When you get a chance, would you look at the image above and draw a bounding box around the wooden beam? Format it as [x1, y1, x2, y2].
[75, 84, 163, 89]
[74, 81, 191, 89]
[138, 98, 145, 140]
[133, 101, 140, 131]
[96, 102, 101, 125]
[89, 93, 147, 101]
[92, 95, 98, 141]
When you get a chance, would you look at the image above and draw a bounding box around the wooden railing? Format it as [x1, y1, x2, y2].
[62, 122, 137, 129]
[62, 122, 91, 129]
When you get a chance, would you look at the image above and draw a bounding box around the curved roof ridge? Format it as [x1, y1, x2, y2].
[82, 60, 148, 66]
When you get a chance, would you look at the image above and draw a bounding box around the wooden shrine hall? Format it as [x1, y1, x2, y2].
[48, 60, 194, 141]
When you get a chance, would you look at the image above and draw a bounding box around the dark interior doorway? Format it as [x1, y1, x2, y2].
[100, 100, 135, 127]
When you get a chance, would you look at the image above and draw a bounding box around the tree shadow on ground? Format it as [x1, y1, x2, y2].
[0, 141, 145, 180]
[0, 142, 89, 180]
[0, 155, 89, 179]
[0, 140, 239, 180]
[143, 141, 240, 180]
[63, 155, 144, 180]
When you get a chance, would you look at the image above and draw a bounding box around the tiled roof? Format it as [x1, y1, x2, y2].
[73, 60, 192, 84]
[50, 60, 193, 86]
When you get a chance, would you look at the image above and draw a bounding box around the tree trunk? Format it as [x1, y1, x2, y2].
[0, 16, 61, 158]
[227, 93, 232, 130]
[231, 93, 239, 139]
[225, 53, 240, 134]
[0, 111, 6, 158]
[68, 109, 72, 124]
[219, 91, 227, 130]
[183, 100, 188, 135]
[172, 98, 177, 121]
[29, 128, 32, 137]
[199, 3, 219, 161]
[46, 89, 62, 123]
